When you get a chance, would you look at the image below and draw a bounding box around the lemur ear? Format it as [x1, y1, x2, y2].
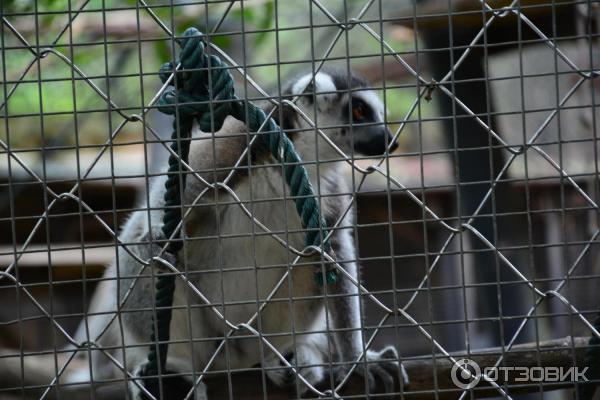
[291, 72, 338, 107]
[302, 81, 315, 96]
[272, 101, 297, 132]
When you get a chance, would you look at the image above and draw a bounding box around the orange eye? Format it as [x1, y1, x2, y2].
[352, 105, 364, 121]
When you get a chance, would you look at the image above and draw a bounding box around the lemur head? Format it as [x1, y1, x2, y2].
[275, 69, 397, 159]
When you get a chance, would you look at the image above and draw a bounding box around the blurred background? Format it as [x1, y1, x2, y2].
[1, 0, 599, 397]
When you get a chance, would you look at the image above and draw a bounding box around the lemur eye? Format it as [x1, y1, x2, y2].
[352, 104, 365, 121]
[350, 97, 370, 122]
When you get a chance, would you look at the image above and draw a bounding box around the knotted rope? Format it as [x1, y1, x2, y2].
[138, 27, 336, 398]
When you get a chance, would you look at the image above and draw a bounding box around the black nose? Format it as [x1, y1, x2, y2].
[354, 126, 397, 156]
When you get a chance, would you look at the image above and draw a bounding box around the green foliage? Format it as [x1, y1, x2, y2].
[3, 0, 417, 150]
[256, 1, 274, 45]
[3, 0, 58, 13]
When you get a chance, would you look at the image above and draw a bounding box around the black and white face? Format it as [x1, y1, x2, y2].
[280, 70, 397, 159]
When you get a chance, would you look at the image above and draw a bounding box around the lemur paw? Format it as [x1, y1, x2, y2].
[336, 346, 409, 396]
[139, 228, 177, 267]
[264, 344, 325, 391]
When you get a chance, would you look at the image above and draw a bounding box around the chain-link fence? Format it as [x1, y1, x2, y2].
[1, 0, 600, 399]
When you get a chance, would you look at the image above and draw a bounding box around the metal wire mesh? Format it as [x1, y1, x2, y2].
[1, 0, 600, 399]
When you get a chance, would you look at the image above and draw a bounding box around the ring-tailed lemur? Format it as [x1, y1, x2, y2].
[0, 70, 407, 398]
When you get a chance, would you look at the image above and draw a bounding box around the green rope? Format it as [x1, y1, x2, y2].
[138, 27, 335, 399]
[138, 118, 191, 397]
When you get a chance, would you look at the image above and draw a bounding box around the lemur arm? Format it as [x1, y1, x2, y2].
[183, 116, 253, 205]
[324, 218, 408, 390]
[326, 226, 365, 365]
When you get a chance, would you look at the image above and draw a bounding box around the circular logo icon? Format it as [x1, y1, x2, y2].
[451, 358, 481, 389]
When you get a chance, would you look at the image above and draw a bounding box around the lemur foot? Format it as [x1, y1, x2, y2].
[336, 346, 409, 397]
[130, 365, 208, 400]
[264, 344, 325, 392]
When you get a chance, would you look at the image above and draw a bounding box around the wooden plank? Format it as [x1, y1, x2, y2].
[0, 244, 113, 278]
[394, 0, 576, 29]
[4, 336, 587, 399]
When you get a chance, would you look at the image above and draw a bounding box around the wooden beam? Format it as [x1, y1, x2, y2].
[202, 336, 589, 399]
[5, 336, 590, 399]
[393, 0, 576, 30]
[0, 244, 113, 270]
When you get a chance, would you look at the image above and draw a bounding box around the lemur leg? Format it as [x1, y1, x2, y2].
[261, 266, 330, 391]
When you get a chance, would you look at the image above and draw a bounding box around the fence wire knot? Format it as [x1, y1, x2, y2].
[424, 79, 437, 102]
